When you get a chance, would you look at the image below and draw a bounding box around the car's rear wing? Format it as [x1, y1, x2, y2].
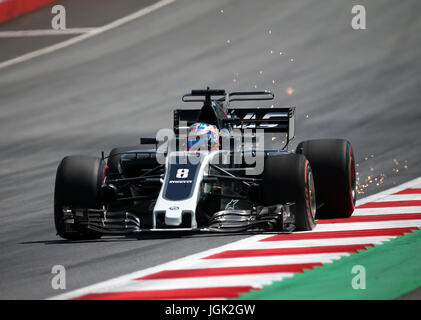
[173, 107, 295, 145]
[174, 89, 295, 148]
[182, 90, 274, 104]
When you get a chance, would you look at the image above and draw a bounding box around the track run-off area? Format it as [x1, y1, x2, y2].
[50, 177, 421, 299]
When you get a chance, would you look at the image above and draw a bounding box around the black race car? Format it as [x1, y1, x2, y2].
[54, 88, 356, 240]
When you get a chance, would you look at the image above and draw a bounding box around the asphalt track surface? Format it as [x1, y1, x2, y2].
[0, 0, 420, 299]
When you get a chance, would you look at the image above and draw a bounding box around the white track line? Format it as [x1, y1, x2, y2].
[0, 0, 176, 70]
[96, 273, 296, 292]
[224, 236, 393, 250]
[355, 177, 421, 206]
[51, 253, 349, 299]
[371, 194, 421, 202]
[0, 28, 98, 37]
[312, 220, 421, 232]
[146, 253, 351, 270]
[353, 206, 421, 216]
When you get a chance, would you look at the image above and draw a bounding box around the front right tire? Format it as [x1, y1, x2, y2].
[262, 153, 317, 231]
[296, 139, 356, 218]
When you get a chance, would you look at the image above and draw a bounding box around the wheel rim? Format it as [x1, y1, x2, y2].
[308, 169, 317, 219]
[349, 147, 357, 205]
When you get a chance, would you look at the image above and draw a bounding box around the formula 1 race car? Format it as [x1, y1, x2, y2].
[54, 88, 356, 240]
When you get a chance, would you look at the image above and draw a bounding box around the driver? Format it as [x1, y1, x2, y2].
[187, 123, 220, 151]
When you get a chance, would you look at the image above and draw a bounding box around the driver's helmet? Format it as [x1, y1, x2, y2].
[187, 123, 220, 151]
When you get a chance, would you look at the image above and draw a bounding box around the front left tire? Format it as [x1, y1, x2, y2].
[54, 156, 105, 240]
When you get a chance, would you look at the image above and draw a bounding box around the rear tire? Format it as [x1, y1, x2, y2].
[262, 153, 316, 231]
[296, 139, 356, 218]
[54, 156, 105, 240]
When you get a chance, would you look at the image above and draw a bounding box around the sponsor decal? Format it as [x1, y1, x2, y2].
[169, 180, 193, 184]
[225, 199, 239, 210]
